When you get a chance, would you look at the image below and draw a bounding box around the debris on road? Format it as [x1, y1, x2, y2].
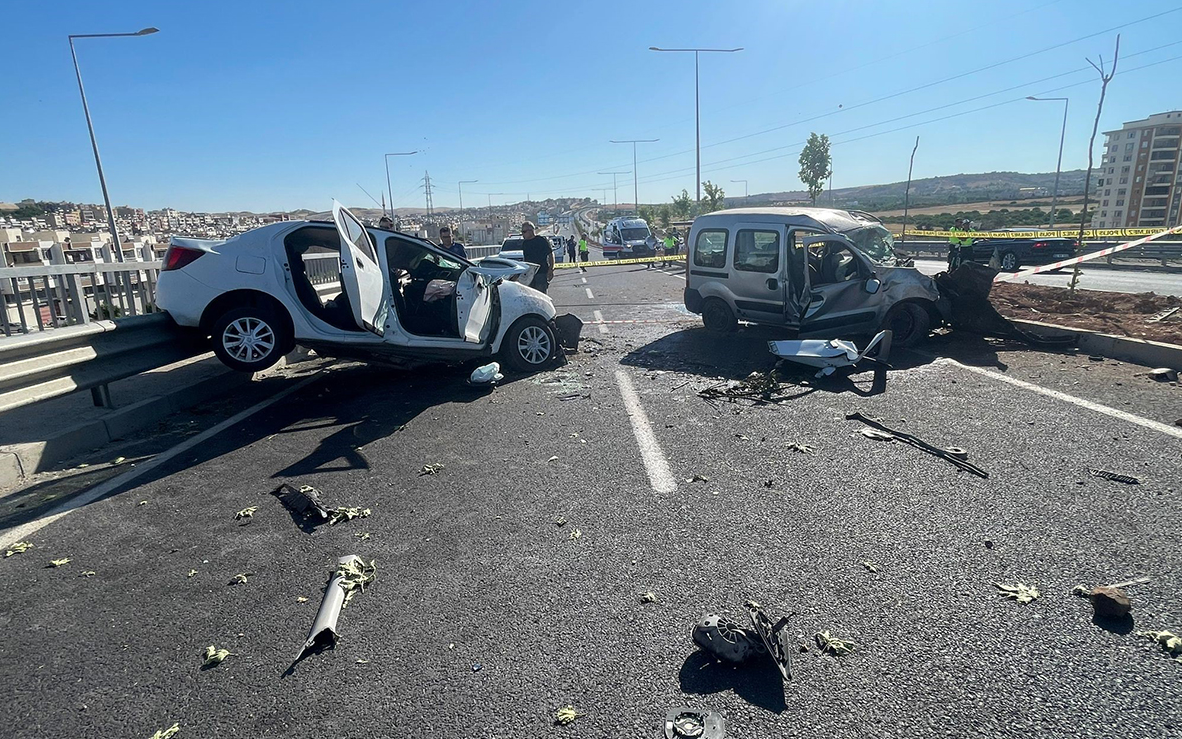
[697, 369, 805, 404]
[1087, 467, 1142, 484]
[202, 645, 232, 668]
[296, 555, 376, 661]
[419, 463, 445, 476]
[555, 516, 567, 527]
[747, 600, 795, 680]
[815, 630, 858, 657]
[691, 614, 766, 663]
[271, 484, 331, 524]
[768, 329, 890, 379]
[995, 582, 1040, 604]
[786, 442, 814, 454]
[547, 455, 559, 463]
[49, 558, 71, 568]
[329, 507, 371, 525]
[355, 532, 371, 541]
[934, 264, 1077, 347]
[229, 573, 249, 585]
[79, 570, 96, 578]
[469, 361, 503, 386]
[687, 473, 709, 483]
[112, 456, 126, 465]
[1140, 367, 1179, 382]
[863, 561, 880, 573]
[847, 412, 989, 478]
[1146, 307, 1180, 324]
[149, 723, 180, 739]
[234, 506, 258, 520]
[1136, 630, 1182, 662]
[138, 500, 148, 506]
[297, 596, 308, 603]
[569, 529, 582, 540]
[187, 569, 197, 578]
[554, 706, 584, 726]
[1089, 586, 1133, 620]
[664, 708, 726, 739]
[640, 591, 657, 604]
[5, 541, 33, 557]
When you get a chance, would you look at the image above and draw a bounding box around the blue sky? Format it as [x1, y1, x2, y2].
[3, 0, 1181, 213]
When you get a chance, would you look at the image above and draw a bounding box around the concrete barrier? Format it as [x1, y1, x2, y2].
[1013, 318, 1182, 369]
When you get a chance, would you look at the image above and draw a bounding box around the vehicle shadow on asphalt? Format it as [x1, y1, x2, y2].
[678, 650, 786, 713]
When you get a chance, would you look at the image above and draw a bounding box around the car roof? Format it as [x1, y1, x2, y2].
[693, 206, 880, 232]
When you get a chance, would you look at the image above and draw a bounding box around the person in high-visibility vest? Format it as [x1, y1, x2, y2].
[661, 231, 676, 267]
[947, 218, 967, 271]
[578, 235, 589, 272]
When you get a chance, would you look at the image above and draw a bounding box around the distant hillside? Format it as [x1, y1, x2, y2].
[732, 170, 1088, 211]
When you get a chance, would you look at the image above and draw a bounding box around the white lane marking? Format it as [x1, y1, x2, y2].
[594, 309, 608, 335]
[0, 372, 325, 549]
[943, 358, 1182, 440]
[580, 277, 587, 284]
[614, 370, 677, 493]
[585, 287, 595, 300]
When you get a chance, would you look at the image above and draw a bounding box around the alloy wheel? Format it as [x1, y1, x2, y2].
[222, 317, 275, 362]
[517, 325, 552, 365]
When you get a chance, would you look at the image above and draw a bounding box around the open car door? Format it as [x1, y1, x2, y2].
[332, 200, 388, 336]
[783, 231, 811, 329]
[455, 268, 493, 343]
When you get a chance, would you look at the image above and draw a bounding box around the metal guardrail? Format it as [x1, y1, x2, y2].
[896, 239, 1182, 266]
[0, 313, 207, 413]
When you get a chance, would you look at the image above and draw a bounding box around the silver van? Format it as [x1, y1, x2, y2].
[682, 207, 944, 345]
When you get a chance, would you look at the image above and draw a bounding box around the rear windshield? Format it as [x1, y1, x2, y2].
[502, 239, 524, 250]
[842, 225, 897, 265]
[621, 227, 650, 241]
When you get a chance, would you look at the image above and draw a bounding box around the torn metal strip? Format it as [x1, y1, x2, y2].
[296, 554, 361, 661]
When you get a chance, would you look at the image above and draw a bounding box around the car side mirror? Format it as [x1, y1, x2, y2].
[865, 277, 881, 294]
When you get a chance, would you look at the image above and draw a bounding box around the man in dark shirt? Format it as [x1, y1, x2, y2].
[519, 221, 554, 293]
[438, 225, 466, 259]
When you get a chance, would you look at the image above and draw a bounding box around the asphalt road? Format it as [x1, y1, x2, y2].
[2, 257, 1182, 738]
[913, 257, 1182, 297]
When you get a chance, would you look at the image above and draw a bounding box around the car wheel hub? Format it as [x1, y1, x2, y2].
[518, 325, 551, 365]
[223, 317, 275, 362]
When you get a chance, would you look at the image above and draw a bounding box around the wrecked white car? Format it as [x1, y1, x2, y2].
[683, 207, 944, 346]
[156, 202, 579, 373]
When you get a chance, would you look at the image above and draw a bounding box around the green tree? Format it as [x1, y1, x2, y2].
[670, 189, 693, 219]
[637, 205, 657, 224]
[798, 132, 832, 206]
[658, 204, 672, 228]
[701, 181, 726, 214]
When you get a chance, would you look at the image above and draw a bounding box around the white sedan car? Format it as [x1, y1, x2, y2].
[156, 202, 579, 373]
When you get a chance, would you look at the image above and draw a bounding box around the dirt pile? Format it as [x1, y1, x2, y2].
[991, 283, 1182, 346]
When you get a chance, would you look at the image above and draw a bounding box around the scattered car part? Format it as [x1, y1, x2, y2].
[664, 708, 726, 739]
[554, 706, 584, 726]
[271, 483, 331, 524]
[202, 645, 232, 667]
[786, 442, 815, 454]
[1144, 367, 1179, 382]
[1146, 307, 1179, 323]
[235, 506, 258, 520]
[847, 412, 988, 478]
[691, 614, 766, 663]
[747, 601, 794, 680]
[553, 313, 584, 351]
[640, 591, 657, 604]
[469, 361, 503, 386]
[420, 463, 445, 476]
[1087, 468, 1142, 485]
[149, 723, 180, 739]
[995, 582, 1039, 603]
[768, 330, 889, 379]
[815, 630, 857, 656]
[297, 555, 372, 661]
[49, 558, 70, 568]
[229, 573, 249, 585]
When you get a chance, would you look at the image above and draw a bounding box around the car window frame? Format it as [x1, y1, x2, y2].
[692, 228, 730, 269]
[732, 228, 781, 274]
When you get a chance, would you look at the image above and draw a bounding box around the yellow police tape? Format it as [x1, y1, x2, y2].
[891, 228, 1165, 239]
[554, 254, 686, 269]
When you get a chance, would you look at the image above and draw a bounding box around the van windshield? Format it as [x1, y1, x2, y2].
[621, 227, 650, 241]
[842, 225, 898, 265]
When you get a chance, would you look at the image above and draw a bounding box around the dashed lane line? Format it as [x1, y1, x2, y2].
[593, 310, 608, 334]
[614, 369, 677, 493]
[585, 287, 595, 300]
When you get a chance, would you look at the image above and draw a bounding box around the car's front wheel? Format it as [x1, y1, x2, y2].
[502, 316, 557, 373]
[211, 306, 289, 372]
[882, 302, 931, 347]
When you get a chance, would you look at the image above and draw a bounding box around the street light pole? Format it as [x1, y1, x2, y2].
[69, 27, 158, 263]
[731, 179, 748, 206]
[609, 140, 658, 215]
[598, 171, 629, 215]
[650, 46, 742, 209]
[1027, 96, 1070, 228]
[384, 151, 418, 219]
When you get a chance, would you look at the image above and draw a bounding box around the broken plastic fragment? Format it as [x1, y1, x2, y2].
[80, 570, 96, 578]
[569, 529, 582, 540]
[692, 613, 765, 663]
[555, 706, 584, 726]
[234, 506, 258, 520]
[297, 596, 308, 603]
[149, 723, 180, 739]
[355, 532, 371, 541]
[469, 362, 503, 386]
[296, 555, 376, 661]
[547, 455, 559, 463]
[786, 442, 815, 454]
[202, 645, 232, 667]
[747, 601, 795, 680]
[138, 500, 148, 506]
[186, 569, 198, 578]
[112, 456, 126, 465]
[49, 558, 71, 568]
[271, 483, 331, 523]
[555, 516, 567, 527]
[863, 561, 880, 573]
[1087, 468, 1142, 485]
[419, 463, 445, 476]
[4, 541, 33, 557]
[230, 573, 249, 585]
[687, 474, 709, 483]
[640, 591, 657, 604]
[995, 582, 1039, 604]
[815, 630, 857, 656]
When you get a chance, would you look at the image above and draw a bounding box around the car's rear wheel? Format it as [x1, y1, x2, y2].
[502, 316, 556, 373]
[702, 297, 738, 333]
[882, 302, 931, 347]
[1001, 251, 1020, 272]
[211, 306, 289, 372]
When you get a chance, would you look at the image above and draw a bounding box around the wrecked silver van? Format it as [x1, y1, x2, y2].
[683, 207, 944, 346]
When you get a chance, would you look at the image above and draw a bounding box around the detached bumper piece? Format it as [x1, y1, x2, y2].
[295, 554, 363, 662]
[553, 313, 584, 351]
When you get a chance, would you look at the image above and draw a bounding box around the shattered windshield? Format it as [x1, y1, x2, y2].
[842, 225, 898, 265]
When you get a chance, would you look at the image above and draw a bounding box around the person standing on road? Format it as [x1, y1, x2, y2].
[378, 215, 394, 230]
[566, 235, 577, 264]
[438, 225, 467, 259]
[661, 230, 677, 268]
[947, 218, 966, 271]
[578, 234, 589, 272]
[520, 221, 554, 293]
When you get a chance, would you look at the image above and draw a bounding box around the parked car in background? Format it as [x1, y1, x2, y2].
[499, 234, 565, 263]
[156, 202, 577, 374]
[683, 207, 945, 346]
[966, 235, 1079, 272]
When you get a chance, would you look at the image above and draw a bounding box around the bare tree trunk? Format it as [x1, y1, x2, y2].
[1070, 35, 1120, 296]
[900, 136, 920, 247]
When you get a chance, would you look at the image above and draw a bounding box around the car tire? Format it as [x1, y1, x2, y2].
[702, 297, 738, 333]
[1000, 251, 1020, 272]
[882, 302, 931, 347]
[211, 306, 289, 373]
[502, 316, 557, 373]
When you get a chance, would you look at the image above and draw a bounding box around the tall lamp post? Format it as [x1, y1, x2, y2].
[1027, 96, 1069, 228]
[458, 180, 477, 232]
[69, 27, 158, 263]
[731, 179, 748, 206]
[649, 46, 742, 209]
[384, 151, 418, 219]
[597, 170, 629, 214]
[609, 140, 658, 215]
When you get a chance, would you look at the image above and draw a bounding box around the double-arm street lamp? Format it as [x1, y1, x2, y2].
[731, 179, 748, 206]
[609, 140, 658, 214]
[597, 170, 629, 213]
[69, 27, 158, 262]
[1026, 96, 1069, 228]
[384, 151, 418, 218]
[649, 46, 742, 208]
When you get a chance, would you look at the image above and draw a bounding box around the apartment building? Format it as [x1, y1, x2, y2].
[1092, 111, 1182, 229]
